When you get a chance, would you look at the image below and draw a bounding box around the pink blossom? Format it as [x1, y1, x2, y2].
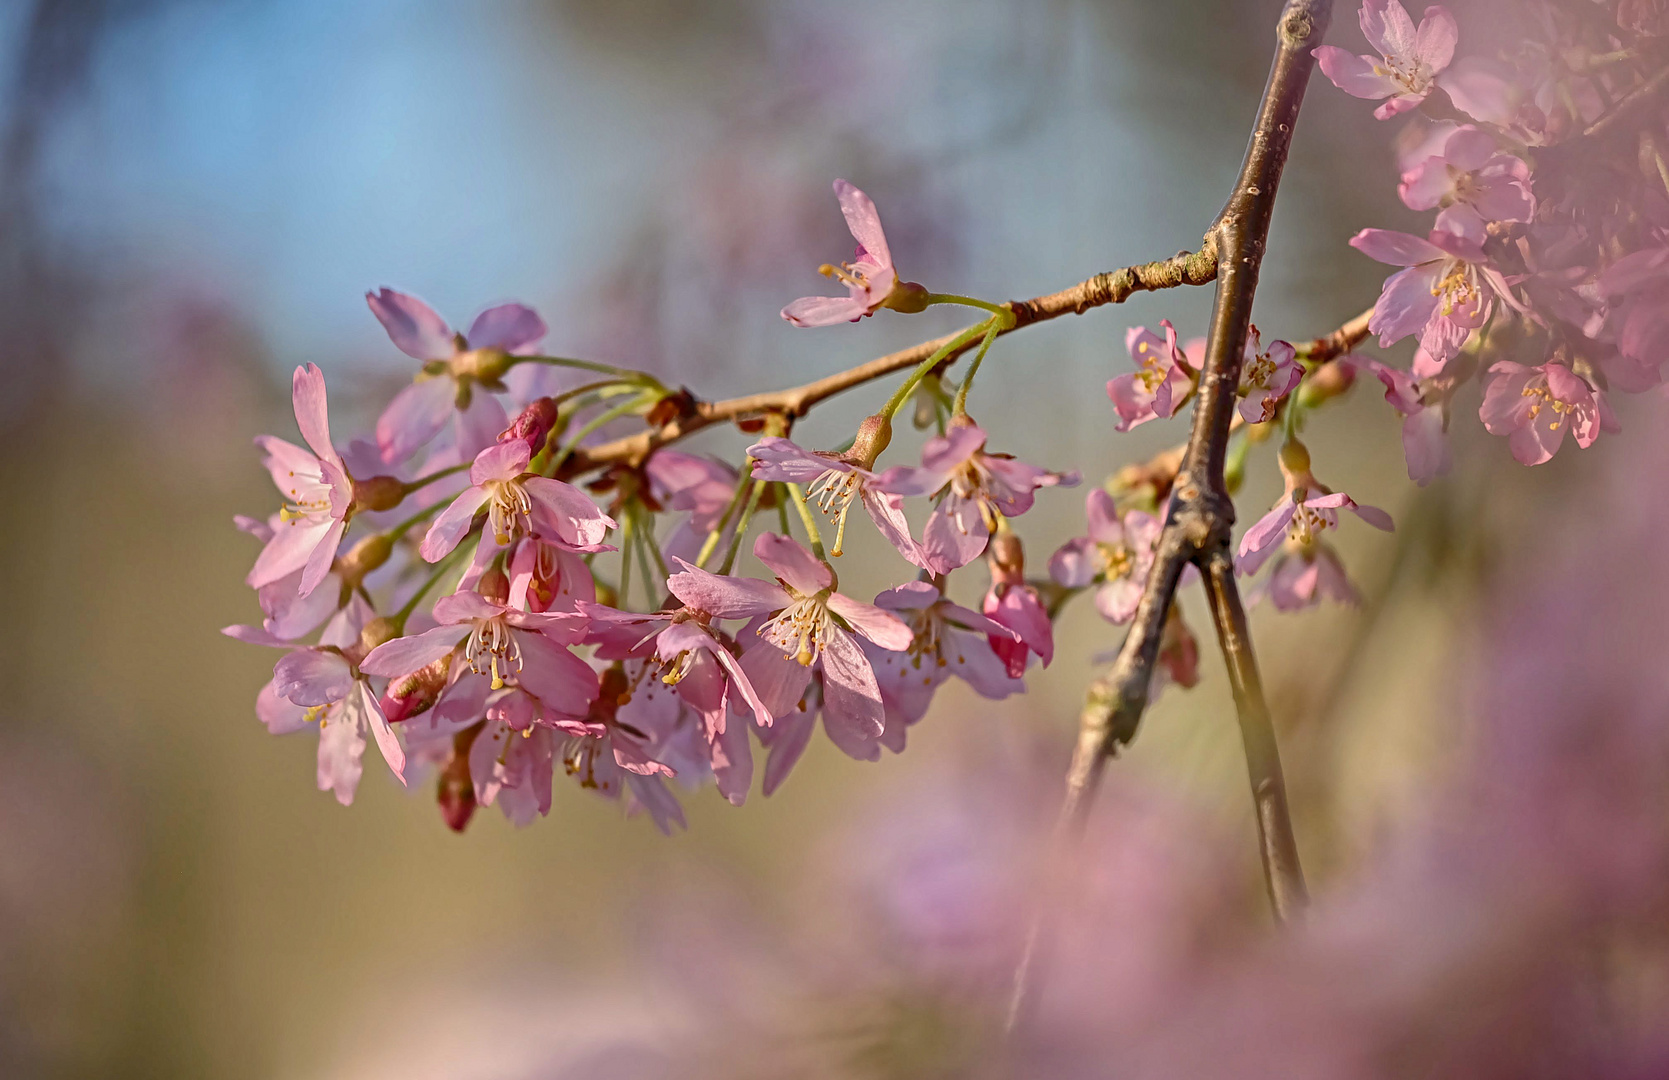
[1049, 489, 1161, 625]
[360, 589, 598, 719]
[1107, 320, 1198, 431]
[247, 364, 355, 597]
[505, 537, 595, 613]
[1314, 0, 1458, 119]
[645, 450, 739, 564]
[982, 579, 1052, 678]
[862, 580, 1023, 742]
[244, 600, 407, 805]
[1398, 125, 1534, 236]
[1237, 486, 1393, 579]
[672, 534, 910, 766]
[873, 421, 1078, 574]
[419, 439, 614, 563]
[1599, 242, 1669, 377]
[1236, 327, 1303, 424]
[1351, 222, 1519, 367]
[1479, 361, 1614, 466]
[747, 436, 922, 564]
[229, 514, 344, 640]
[367, 288, 547, 465]
[561, 665, 688, 834]
[1351, 356, 1454, 485]
[781, 180, 920, 327]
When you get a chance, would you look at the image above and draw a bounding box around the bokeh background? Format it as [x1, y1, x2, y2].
[0, 1, 1655, 1076]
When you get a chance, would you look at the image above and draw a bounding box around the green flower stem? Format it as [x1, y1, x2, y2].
[549, 393, 655, 474]
[617, 507, 636, 609]
[951, 321, 1002, 417]
[716, 478, 767, 576]
[385, 498, 446, 542]
[636, 503, 668, 582]
[695, 466, 757, 570]
[784, 481, 826, 561]
[880, 320, 993, 421]
[401, 461, 470, 496]
[512, 354, 650, 381]
[922, 293, 1015, 322]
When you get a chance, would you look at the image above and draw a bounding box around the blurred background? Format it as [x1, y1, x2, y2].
[1, 1, 1659, 1077]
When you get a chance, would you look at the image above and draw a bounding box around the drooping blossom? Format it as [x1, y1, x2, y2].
[1598, 240, 1669, 377]
[1107, 321, 1198, 431]
[361, 590, 599, 719]
[861, 580, 1023, 747]
[367, 288, 547, 465]
[1351, 355, 1456, 485]
[1237, 443, 1394, 612]
[1048, 489, 1161, 625]
[237, 599, 407, 805]
[1479, 361, 1614, 467]
[1398, 125, 1534, 236]
[1314, 0, 1458, 119]
[419, 440, 614, 563]
[231, 514, 344, 640]
[1236, 326, 1303, 424]
[983, 579, 1052, 678]
[670, 534, 910, 768]
[873, 420, 1077, 574]
[747, 436, 921, 563]
[1351, 221, 1520, 367]
[248, 365, 385, 597]
[781, 180, 925, 327]
[561, 664, 688, 834]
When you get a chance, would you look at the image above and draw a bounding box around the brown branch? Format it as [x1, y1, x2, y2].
[1296, 306, 1374, 363]
[560, 247, 1219, 473]
[1011, 0, 1331, 1026]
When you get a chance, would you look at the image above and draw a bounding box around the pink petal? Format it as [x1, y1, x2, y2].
[782, 295, 869, 328]
[872, 581, 940, 612]
[1314, 47, 1402, 100]
[921, 497, 989, 575]
[1351, 228, 1444, 267]
[753, 533, 832, 594]
[432, 589, 502, 624]
[470, 440, 531, 485]
[466, 303, 547, 354]
[818, 629, 884, 743]
[1236, 499, 1296, 576]
[526, 478, 615, 550]
[359, 625, 463, 677]
[860, 489, 930, 570]
[316, 707, 366, 805]
[257, 680, 311, 735]
[514, 632, 600, 718]
[1402, 406, 1451, 485]
[358, 683, 406, 783]
[420, 485, 490, 563]
[761, 706, 816, 797]
[740, 642, 814, 720]
[1048, 537, 1098, 588]
[828, 593, 912, 651]
[1095, 577, 1144, 625]
[366, 288, 454, 360]
[377, 378, 455, 466]
[247, 516, 333, 589]
[274, 648, 354, 707]
[1370, 265, 1443, 347]
[297, 518, 347, 598]
[1413, 5, 1458, 73]
[666, 559, 789, 618]
[1361, 0, 1417, 60]
[291, 364, 340, 466]
[832, 179, 892, 270]
[745, 437, 838, 483]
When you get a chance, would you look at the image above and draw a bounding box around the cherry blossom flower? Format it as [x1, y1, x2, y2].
[419, 440, 614, 563]
[245, 600, 407, 805]
[1314, 0, 1458, 119]
[747, 436, 921, 563]
[1048, 489, 1161, 625]
[873, 421, 1078, 574]
[1351, 355, 1455, 485]
[360, 590, 598, 719]
[645, 449, 740, 564]
[505, 537, 595, 613]
[1107, 321, 1198, 431]
[367, 288, 547, 465]
[561, 665, 688, 834]
[672, 534, 910, 762]
[248, 365, 358, 597]
[1351, 221, 1519, 367]
[862, 580, 1022, 744]
[781, 180, 925, 327]
[1398, 125, 1534, 236]
[230, 514, 344, 640]
[1237, 327, 1303, 424]
[1237, 446, 1393, 613]
[1479, 361, 1614, 466]
[1599, 241, 1669, 378]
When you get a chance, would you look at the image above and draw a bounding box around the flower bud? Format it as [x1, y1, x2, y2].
[478, 567, 511, 605]
[336, 532, 394, 587]
[1278, 438, 1312, 478]
[988, 526, 1025, 584]
[382, 655, 452, 723]
[358, 616, 402, 656]
[500, 397, 560, 454]
[351, 475, 405, 514]
[845, 413, 894, 469]
[437, 725, 482, 833]
[881, 280, 930, 314]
